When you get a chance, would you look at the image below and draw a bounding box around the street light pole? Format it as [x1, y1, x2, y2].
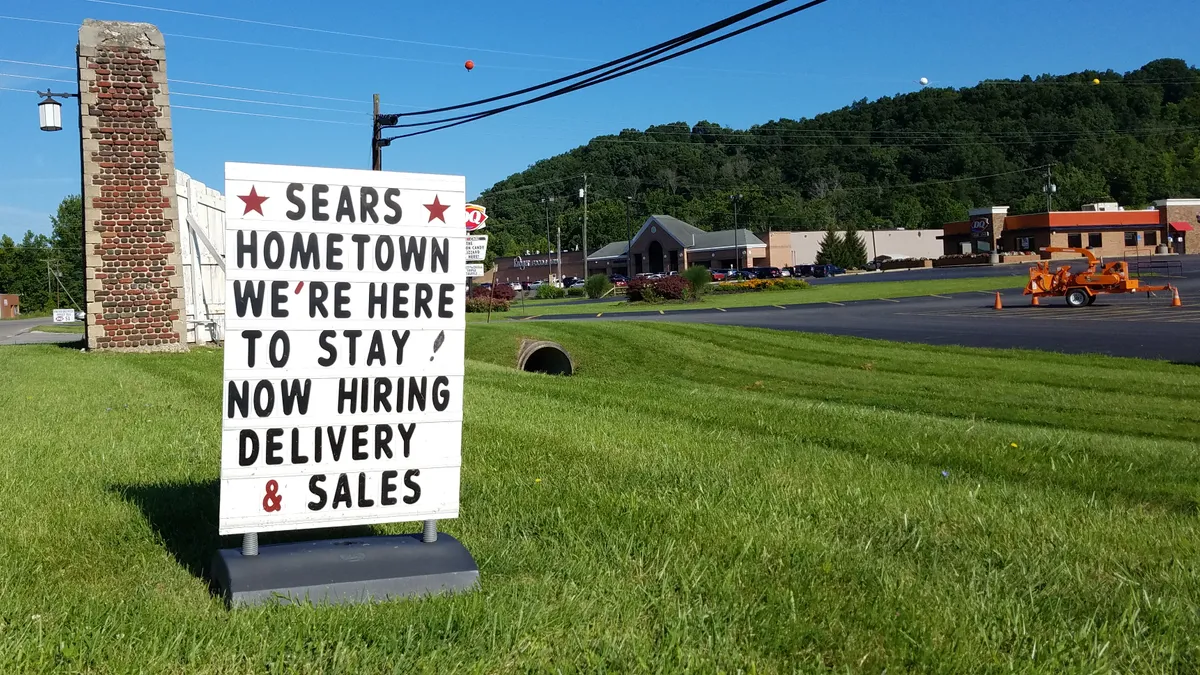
[731, 194, 742, 271]
[581, 175, 589, 280]
[625, 196, 632, 277]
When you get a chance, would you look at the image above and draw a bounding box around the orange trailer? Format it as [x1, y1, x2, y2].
[1024, 247, 1174, 307]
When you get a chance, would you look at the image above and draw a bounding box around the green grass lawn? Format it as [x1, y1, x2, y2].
[31, 323, 85, 334]
[1, 322, 1199, 672]
[479, 275, 1026, 319]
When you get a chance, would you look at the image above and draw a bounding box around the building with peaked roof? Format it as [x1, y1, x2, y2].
[941, 199, 1198, 258]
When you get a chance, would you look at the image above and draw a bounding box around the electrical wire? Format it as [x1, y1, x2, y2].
[0, 58, 72, 70]
[83, 0, 596, 62]
[172, 104, 360, 126]
[170, 91, 366, 115]
[384, 0, 832, 140]
[387, 0, 799, 120]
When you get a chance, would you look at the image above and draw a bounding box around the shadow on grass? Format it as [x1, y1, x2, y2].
[111, 480, 375, 595]
[52, 339, 86, 350]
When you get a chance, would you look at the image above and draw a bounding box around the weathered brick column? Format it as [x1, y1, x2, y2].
[78, 19, 187, 351]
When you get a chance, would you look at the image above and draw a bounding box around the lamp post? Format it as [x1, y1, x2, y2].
[541, 197, 555, 284]
[625, 196, 633, 277]
[38, 90, 78, 131]
[730, 194, 742, 272]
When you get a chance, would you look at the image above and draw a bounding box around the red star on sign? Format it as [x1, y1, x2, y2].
[238, 186, 269, 216]
[424, 195, 450, 223]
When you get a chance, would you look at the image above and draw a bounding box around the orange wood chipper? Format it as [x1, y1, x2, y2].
[1024, 247, 1175, 307]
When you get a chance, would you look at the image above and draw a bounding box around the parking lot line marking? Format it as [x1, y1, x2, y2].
[596, 313, 603, 317]
[521, 315, 539, 321]
[773, 305, 787, 309]
[827, 302, 845, 306]
[879, 298, 900, 303]
[659, 310, 665, 315]
[715, 307, 727, 312]
[930, 294, 953, 299]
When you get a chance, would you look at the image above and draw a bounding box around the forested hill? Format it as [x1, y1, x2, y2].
[476, 58, 1200, 259]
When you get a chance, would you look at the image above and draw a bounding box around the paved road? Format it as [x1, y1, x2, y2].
[546, 275, 1200, 363]
[0, 318, 84, 346]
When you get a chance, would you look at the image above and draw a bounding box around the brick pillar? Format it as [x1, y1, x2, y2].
[78, 20, 187, 352]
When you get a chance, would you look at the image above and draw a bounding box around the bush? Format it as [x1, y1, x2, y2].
[681, 265, 712, 299]
[470, 284, 514, 302]
[465, 297, 510, 313]
[584, 274, 613, 299]
[536, 284, 566, 300]
[711, 278, 810, 294]
[566, 287, 586, 297]
[627, 275, 689, 302]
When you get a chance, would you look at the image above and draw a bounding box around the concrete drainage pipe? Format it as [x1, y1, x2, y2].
[517, 340, 574, 376]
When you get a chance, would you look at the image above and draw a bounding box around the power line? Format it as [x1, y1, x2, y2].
[0, 58, 72, 70]
[172, 104, 361, 126]
[170, 91, 366, 115]
[385, 0, 832, 140]
[83, 0, 596, 63]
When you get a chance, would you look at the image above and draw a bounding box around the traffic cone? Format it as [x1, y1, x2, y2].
[1172, 287, 1182, 307]
[994, 291, 1003, 310]
[1030, 295, 1040, 307]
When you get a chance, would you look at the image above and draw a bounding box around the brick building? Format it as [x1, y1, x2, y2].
[942, 199, 1198, 259]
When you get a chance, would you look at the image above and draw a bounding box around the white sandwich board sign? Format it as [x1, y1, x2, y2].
[219, 162, 466, 536]
[465, 235, 488, 262]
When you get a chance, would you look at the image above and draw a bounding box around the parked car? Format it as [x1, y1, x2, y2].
[780, 268, 792, 277]
[526, 280, 545, 291]
[609, 273, 629, 287]
[509, 282, 523, 291]
[810, 264, 845, 278]
[561, 276, 582, 288]
[749, 266, 783, 279]
[710, 269, 728, 281]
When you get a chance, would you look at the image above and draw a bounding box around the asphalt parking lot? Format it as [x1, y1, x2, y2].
[552, 274, 1200, 362]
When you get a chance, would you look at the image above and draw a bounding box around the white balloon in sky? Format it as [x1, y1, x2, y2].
[919, 77, 929, 86]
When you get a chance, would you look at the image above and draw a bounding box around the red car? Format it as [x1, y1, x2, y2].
[710, 269, 728, 281]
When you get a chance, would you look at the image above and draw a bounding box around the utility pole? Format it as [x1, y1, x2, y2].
[581, 175, 589, 279]
[371, 94, 382, 171]
[542, 197, 554, 283]
[556, 225, 562, 282]
[625, 196, 632, 277]
[731, 194, 742, 271]
[1043, 166, 1056, 213]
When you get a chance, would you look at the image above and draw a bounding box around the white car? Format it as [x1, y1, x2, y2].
[510, 282, 523, 291]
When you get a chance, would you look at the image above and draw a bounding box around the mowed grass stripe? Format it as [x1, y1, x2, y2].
[0, 323, 1198, 671]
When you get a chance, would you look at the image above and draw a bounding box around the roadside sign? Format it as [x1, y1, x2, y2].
[465, 203, 488, 232]
[220, 162, 467, 536]
[465, 235, 488, 262]
[52, 309, 75, 323]
[465, 263, 485, 277]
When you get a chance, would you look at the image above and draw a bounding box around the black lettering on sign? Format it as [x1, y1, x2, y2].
[265, 428, 284, 465]
[241, 330, 262, 367]
[431, 237, 450, 274]
[307, 474, 327, 510]
[291, 232, 320, 269]
[253, 380, 274, 416]
[383, 188, 402, 224]
[334, 282, 351, 319]
[366, 331, 386, 366]
[391, 283, 410, 318]
[375, 236, 394, 271]
[233, 281, 265, 318]
[398, 237, 426, 272]
[309, 282, 329, 318]
[375, 425, 393, 459]
[270, 281, 289, 318]
[352, 424, 369, 461]
[318, 330, 336, 366]
[367, 283, 386, 319]
[344, 330, 362, 365]
[414, 283, 433, 318]
[393, 330, 410, 364]
[281, 379, 311, 415]
[326, 234, 344, 271]
[407, 377, 427, 412]
[338, 377, 356, 414]
[227, 381, 249, 418]
[291, 429, 307, 464]
[397, 423, 415, 458]
[286, 183, 305, 220]
[238, 429, 259, 466]
[373, 378, 392, 413]
[268, 331, 290, 368]
[360, 187, 379, 223]
[327, 426, 347, 461]
[263, 232, 285, 269]
[332, 473, 352, 509]
[336, 186, 356, 223]
[312, 184, 330, 222]
[403, 469, 421, 504]
[236, 230, 257, 269]
[351, 234, 370, 270]
[432, 375, 451, 411]
[381, 470, 398, 506]
[357, 473, 375, 508]
[438, 283, 455, 319]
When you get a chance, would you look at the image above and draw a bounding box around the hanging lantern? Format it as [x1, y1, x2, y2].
[38, 95, 63, 132]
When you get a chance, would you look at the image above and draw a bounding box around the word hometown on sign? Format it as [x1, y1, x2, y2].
[220, 162, 466, 535]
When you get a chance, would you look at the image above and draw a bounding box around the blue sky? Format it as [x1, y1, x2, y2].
[1, 0, 1197, 238]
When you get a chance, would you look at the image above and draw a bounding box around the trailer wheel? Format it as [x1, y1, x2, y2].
[1066, 289, 1090, 307]
[1087, 294, 1097, 305]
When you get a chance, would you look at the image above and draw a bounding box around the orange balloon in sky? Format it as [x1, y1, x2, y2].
[465, 60, 475, 72]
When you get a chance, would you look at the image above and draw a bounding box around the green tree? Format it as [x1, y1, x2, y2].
[841, 224, 869, 268]
[50, 195, 83, 308]
[815, 228, 843, 266]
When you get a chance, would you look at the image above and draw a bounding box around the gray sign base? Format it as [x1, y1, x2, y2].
[211, 533, 479, 607]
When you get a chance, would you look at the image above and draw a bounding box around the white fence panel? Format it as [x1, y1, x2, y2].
[177, 169, 226, 344]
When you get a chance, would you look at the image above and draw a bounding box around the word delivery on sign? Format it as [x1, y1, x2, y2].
[219, 162, 466, 536]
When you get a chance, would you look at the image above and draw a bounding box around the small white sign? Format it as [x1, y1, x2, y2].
[52, 309, 75, 323]
[219, 162, 467, 535]
[465, 263, 485, 278]
[465, 235, 488, 262]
